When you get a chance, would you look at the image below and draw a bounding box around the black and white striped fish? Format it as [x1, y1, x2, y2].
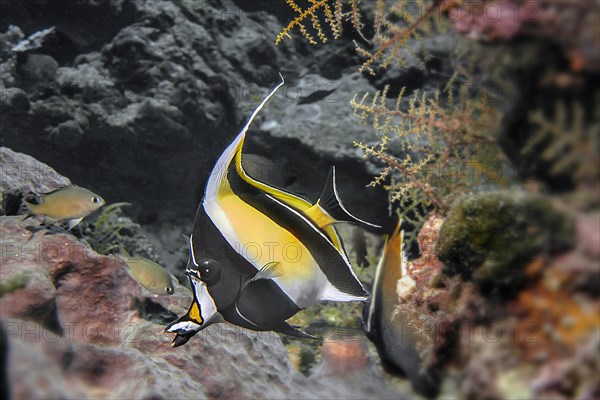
[165, 76, 381, 347]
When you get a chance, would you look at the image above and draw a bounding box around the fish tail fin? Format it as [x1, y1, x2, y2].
[22, 199, 35, 213]
[317, 167, 381, 231]
[21, 200, 37, 221]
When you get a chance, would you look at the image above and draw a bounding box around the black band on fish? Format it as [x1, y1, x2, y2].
[227, 162, 368, 299]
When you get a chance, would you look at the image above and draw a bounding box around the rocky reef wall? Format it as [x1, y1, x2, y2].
[1, 0, 397, 227]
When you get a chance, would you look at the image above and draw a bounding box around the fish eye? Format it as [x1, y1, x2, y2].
[200, 260, 220, 286]
[92, 197, 100, 204]
[165, 287, 173, 294]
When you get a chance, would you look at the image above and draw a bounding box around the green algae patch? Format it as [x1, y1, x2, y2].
[0, 273, 29, 298]
[436, 191, 575, 290]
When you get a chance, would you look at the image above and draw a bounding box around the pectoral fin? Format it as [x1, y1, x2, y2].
[21, 213, 33, 222]
[321, 280, 369, 302]
[65, 217, 83, 230]
[273, 322, 316, 339]
[251, 261, 283, 282]
[240, 261, 284, 291]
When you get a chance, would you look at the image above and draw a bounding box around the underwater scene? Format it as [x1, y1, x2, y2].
[1, 1, 599, 399]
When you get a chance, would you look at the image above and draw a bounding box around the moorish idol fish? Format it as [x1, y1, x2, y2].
[22, 185, 105, 229]
[165, 75, 381, 346]
[363, 219, 440, 398]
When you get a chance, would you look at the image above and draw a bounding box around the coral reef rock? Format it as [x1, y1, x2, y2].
[399, 204, 598, 399]
[0, 0, 414, 225]
[1, 146, 70, 195]
[0, 149, 402, 399]
[436, 191, 575, 289]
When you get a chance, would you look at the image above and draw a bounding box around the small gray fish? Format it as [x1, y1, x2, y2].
[118, 248, 174, 296]
[23, 185, 105, 228]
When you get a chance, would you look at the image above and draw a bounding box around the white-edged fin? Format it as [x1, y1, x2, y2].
[239, 73, 285, 143]
[321, 281, 369, 302]
[251, 261, 283, 282]
[366, 217, 403, 333]
[400, 230, 408, 276]
[317, 166, 381, 230]
[365, 237, 387, 333]
[65, 217, 83, 230]
[234, 302, 261, 328]
[204, 75, 285, 203]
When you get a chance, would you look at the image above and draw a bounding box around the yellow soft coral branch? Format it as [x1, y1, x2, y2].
[276, 0, 330, 45]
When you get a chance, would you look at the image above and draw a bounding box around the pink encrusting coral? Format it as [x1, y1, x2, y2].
[390, 201, 599, 399]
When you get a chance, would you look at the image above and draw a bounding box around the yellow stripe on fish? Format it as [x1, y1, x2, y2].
[231, 128, 347, 252]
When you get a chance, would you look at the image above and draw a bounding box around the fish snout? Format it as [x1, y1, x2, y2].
[172, 332, 195, 347]
[164, 305, 222, 347]
[164, 315, 202, 335]
[164, 273, 221, 346]
[164, 315, 201, 347]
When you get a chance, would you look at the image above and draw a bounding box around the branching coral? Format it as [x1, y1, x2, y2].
[82, 202, 158, 263]
[277, 0, 447, 74]
[356, 0, 446, 74]
[524, 99, 600, 185]
[278, 1, 509, 253]
[277, 0, 509, 204]
[276, 0, 355, 45]
[83, 202, 135, 255]
[353, 84, 503, 213]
